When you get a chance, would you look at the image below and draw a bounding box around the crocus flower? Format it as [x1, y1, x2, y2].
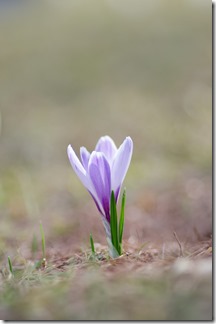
[67, 136, 133, 237]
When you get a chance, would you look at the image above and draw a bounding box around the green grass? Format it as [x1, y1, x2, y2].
[90, 233, 95, 255]
[7, 256, 13, 276]
[39, 222, 46, 260]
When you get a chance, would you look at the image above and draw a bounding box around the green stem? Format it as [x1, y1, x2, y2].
[110, 190, 126, 257]
[119, 188, 126, 254]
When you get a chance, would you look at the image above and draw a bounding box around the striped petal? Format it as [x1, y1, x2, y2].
[89, 152, 111, 221]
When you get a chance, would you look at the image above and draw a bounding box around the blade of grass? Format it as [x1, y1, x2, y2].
[119, 188, 126, 249]
[40, 222, 46, 260]
[90, 233, 95, 255]
[8, 256, 13, 275]
[110, 191, 119, 254]
[31, 234, 38, 256]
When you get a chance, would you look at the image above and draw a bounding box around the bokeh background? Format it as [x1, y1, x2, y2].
[0, 0, 212, 320]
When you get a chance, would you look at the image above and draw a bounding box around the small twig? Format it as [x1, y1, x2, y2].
[162, 243, 166, 259]
[193, 226, 202, 241]
[173, 231, 183, 257]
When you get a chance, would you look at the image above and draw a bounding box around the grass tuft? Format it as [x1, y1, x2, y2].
[39, 222, 46, 260]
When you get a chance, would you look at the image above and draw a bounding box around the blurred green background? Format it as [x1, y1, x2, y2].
[0, 0, 212, 244]
[0, 0, 212, 320]
[0, 0, 211, 242]
[0, 0, 212, 245]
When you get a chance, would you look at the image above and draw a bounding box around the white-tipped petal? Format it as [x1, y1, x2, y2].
[95, 135, 117, 162]
[80, 146, 90, 170]
[111, 137, 133, 195]
[67, 145, 90, 189]
[68, 145, 104, 216]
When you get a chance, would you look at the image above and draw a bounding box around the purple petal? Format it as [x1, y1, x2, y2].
[68, 145, 104, 215]
[80, 146, 90, 170]
[89, 152, 111, 222]
[111, 137, 133, 199]
[115, 186, 120, 201]
[95, 136, 117, 162]
[88, 191, 103, 215]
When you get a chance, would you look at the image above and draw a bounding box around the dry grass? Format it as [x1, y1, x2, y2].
[0, 239, 212, 320]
